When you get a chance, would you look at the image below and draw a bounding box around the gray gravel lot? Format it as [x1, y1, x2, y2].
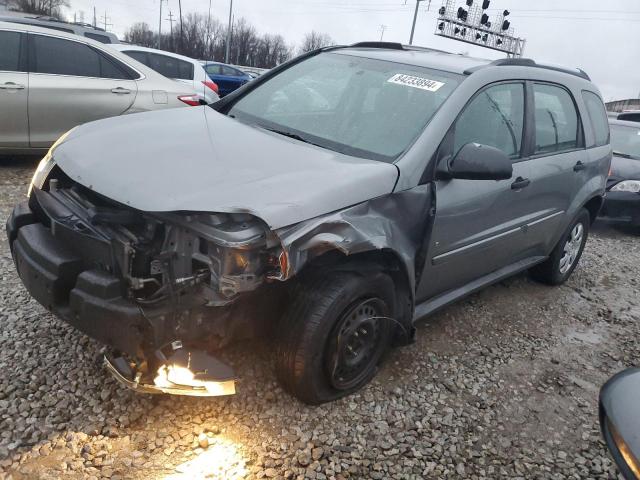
[0, 157, 638, 479]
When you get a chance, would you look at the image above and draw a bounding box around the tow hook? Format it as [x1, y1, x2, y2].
[104, 341, 236, 397]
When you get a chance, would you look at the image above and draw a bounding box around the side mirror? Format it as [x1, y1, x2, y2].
[600, 367, 640, 479]
[447, 143, 513, 180]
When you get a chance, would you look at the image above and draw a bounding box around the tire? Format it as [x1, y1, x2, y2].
[275, 270, 395, 404]
[529, 208, 590, 285]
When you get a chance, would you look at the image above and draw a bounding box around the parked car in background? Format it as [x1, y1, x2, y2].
[617, 111, 640, 123]
[599, 119, 640, 227]
[202, 61, 252, 96]
[599, 368, 640, 479]
[0, 21, 203, 155]
[110, 44, 219, 104]
[0, 14, 119, 43]
[7, 43, 609, 404]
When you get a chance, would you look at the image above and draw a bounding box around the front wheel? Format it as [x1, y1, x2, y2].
[275, 270, 395, 404]
[530, 209, 590, 285]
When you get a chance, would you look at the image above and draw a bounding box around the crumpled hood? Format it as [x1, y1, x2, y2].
[53, 107, 399, 229]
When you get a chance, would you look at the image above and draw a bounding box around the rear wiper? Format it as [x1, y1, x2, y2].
[613, 150, 632, 158]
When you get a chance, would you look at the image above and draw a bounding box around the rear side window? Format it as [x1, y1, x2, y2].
[453, 82, 525, 158]
[31, 35, 131, 79]
[148, 53, 194, 80]
[0, 31, 23, 72]
[533, 84, 580, 154]
[582, 91, 610, 147]
[84, 32, 111, 44]
[205, 64, 221, 75]
[222, 65, 240, 76]
[124, 50, 149, 66]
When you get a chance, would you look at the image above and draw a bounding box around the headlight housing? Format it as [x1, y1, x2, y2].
[611, 180, 640, 193]
[27, 128, 75, 197]
[28, 151, 56, 197]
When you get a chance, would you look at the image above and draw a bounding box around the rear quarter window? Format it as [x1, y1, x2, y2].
[582, 91, 610, 147]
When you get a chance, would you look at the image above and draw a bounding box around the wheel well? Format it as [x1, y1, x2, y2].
[583, 196, 604, 224]
[293, 249, 415, 345]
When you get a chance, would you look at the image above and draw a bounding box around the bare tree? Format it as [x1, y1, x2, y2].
[299, 31, 334, 54]
[124, 23, 157, 48]
[6, 0, 68, 18]
[124, 14, 293, 69]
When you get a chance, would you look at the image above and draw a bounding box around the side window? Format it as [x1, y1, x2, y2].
[221, 65, 239, 76]
[582, 91, 610, 147]
[124, 50, 149, 66]
[0, 31, 23, 72]
[533, 84, 580, 154]
[205, 64, 221, 75]
[32, 35, 100, 77]
[84, 32, 111, 44]
[32, 35, 130, 79]
[453, 83, 524, 158]
[147, 53, 192, 80]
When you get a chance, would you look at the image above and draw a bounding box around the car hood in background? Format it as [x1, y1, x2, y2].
[53, 107, 399, 229]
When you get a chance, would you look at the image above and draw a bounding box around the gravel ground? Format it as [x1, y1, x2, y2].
[0, 157, 638, 479]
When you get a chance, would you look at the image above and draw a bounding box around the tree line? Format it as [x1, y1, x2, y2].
[124, 13, 335, 69]
[5, 1, 335, 69]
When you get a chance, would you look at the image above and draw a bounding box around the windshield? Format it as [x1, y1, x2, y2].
[610, 123, 640, 160]
[226, 52, 462, 162]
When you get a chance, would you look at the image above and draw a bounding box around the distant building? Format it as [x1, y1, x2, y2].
[0, 1, 7, 13]
[606, 98, 640, 113]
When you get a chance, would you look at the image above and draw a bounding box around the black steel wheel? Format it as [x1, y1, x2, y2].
[275, 270, 395, 404]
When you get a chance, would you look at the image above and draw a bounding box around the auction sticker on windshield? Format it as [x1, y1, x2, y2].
[387, 74, 445, 92]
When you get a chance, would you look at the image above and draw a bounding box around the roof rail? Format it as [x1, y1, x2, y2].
[349, 41, 405, 50]
[466, 57, 590, 81]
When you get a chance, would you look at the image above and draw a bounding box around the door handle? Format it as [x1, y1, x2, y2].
[511, 177, 531, 190]
[573, 161, 586, 172]
[0, 82, 26, 90]
[111, 87, 131, 94]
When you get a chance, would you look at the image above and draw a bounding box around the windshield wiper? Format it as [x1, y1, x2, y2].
[262, 127, 324, 148]
[613, 150, 632, 158]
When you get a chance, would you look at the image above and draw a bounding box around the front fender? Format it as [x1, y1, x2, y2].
[275, 184, 435, 296]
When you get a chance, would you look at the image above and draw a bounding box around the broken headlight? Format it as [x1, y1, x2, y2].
[28, 128, 76, 196]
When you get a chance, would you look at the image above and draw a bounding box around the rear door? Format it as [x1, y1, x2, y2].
[418, 82, 531, 300]
[515, 82, 585, 257]
[0, 29, 29, 148]
[28, 33, 137, 148]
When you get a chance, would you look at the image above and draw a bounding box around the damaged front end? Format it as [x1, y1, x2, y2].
[7, 169, 287, 396]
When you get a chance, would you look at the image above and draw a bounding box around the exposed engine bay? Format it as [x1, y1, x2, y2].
[9, 169, 291, 395]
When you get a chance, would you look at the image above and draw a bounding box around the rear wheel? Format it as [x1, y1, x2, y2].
[275, 270, 394, 404]
[530, 209, 590, 285]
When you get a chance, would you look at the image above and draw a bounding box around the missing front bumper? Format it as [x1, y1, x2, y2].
[104, 344, 237, 397]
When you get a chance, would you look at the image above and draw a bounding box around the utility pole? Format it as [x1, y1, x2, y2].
[93, 6, 97, 28]
[225, 0, 233, 64]
[409, 0, 424, 45]
[165, 10, 175, 49]
[206, 0, 213, 58]
[158, 0, 163, 49]
[101, 11, 111, 31]
[379, 24, 388, 41]
[178, 0, 184, 54]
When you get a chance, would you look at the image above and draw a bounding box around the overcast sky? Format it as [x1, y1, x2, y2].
[64, 0, 639, 101]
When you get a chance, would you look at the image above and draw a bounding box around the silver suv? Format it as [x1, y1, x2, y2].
[7, 43, 611, 404]
[0, 21, 201, 155]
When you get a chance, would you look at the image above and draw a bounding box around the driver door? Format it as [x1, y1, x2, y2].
[418, 82, 532, 301]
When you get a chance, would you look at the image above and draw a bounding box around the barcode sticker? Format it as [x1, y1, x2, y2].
[387, 74, 445, 92]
